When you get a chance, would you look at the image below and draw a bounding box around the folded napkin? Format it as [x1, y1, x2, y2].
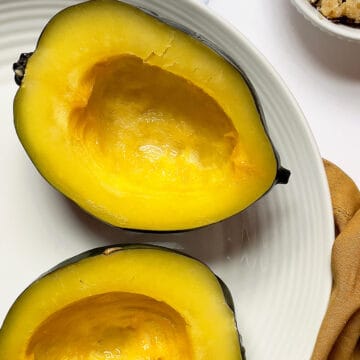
[312, 160, 360, 360]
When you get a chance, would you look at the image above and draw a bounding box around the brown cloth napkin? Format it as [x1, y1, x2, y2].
[311, 160, 360, 360]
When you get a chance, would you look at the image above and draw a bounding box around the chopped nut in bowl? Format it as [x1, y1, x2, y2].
[292, 0, 360, 41]
[311, 0, 360, 26]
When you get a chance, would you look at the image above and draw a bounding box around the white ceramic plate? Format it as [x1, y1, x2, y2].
[0, 1, 334, 359]
[291, 0, 360, 42]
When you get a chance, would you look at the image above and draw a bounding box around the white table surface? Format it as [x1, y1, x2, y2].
[202, 0, 360, 187]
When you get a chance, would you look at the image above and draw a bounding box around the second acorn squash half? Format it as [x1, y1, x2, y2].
[14, 0, 289, 231]
[0, 245, 243, 359]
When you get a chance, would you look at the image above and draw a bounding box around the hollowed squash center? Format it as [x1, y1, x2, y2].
[26, 292, 193, 360]
[70, 55, 238, 191]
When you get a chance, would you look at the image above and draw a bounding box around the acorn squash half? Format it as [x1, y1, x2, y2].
[13, 0, 290, 231]
[0, 245, 244, 360]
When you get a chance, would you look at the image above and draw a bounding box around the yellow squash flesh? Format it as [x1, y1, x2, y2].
[14, 0, 278, 230]
[0, 247, 242, 360]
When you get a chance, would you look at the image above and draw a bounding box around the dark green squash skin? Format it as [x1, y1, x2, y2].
[9, 244, 246, 359]
[12, 1, 290, 233]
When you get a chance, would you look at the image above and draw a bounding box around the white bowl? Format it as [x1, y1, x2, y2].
[291, 0, 360, 41]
